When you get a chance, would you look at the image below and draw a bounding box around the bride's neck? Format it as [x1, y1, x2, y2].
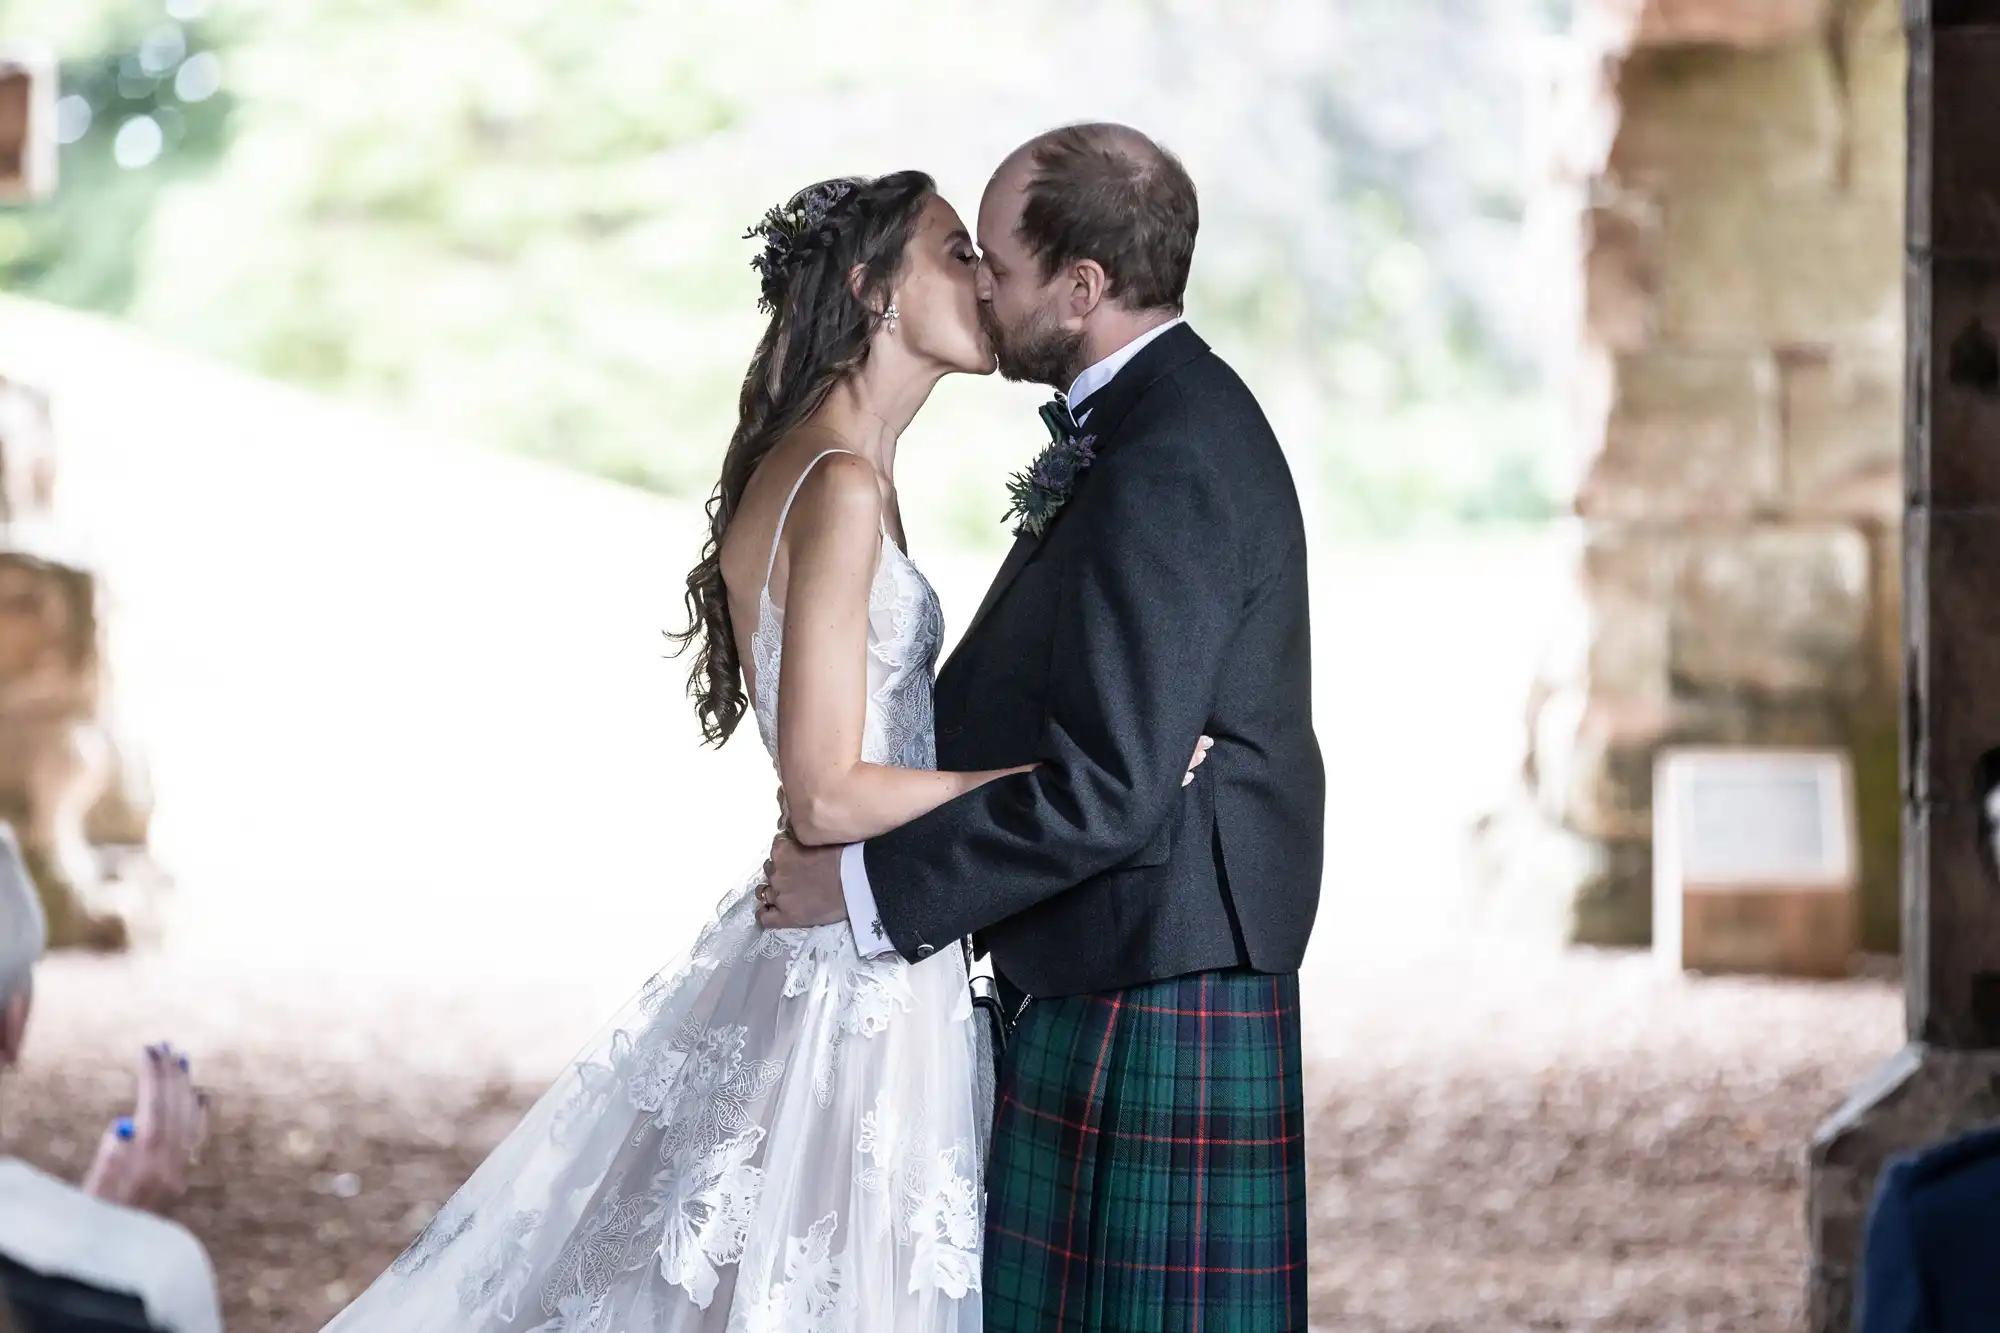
[809, 356, 939, 479]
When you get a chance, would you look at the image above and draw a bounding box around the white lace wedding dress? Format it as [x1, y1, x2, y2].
[323, 450, 989, 1332]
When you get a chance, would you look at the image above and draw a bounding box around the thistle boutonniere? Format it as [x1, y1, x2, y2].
[1003, 405, 1097, 539]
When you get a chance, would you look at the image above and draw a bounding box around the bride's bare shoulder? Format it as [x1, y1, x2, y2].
[786, 449, 882, 533]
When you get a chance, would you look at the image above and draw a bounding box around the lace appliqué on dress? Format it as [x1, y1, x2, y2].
[857, 1090, 982, 1299]
[653, 1125, 767, 1309]
[729, 1212, 849, 1333]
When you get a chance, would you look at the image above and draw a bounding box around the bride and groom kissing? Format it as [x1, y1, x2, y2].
[323, 122, 1324, 1333]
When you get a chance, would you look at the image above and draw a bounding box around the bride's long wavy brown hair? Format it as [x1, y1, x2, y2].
[669, 170, 937, 745]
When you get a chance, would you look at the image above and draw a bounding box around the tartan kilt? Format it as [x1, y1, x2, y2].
[982, 967, 1309, 1332]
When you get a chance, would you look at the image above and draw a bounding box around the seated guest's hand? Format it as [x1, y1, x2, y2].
[82, 1043, 209, 1214]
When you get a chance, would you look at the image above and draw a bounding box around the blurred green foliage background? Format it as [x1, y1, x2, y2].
[1, 0, 1574, 546]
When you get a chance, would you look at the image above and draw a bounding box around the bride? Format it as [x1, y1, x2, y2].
[321, 170, 1207, 1333]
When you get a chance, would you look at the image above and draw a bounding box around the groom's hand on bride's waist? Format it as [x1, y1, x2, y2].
[760, 832, 849, 930]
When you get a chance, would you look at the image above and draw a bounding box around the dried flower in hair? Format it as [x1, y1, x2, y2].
[745, 180, 859, 314]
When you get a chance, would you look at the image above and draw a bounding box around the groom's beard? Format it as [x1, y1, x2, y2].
[983, 302, 1086, 391]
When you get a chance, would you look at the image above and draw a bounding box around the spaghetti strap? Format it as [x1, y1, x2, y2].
[761, 448, 859, 596]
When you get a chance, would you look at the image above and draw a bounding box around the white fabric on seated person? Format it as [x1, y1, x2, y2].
[0, 1158, 223, 1333]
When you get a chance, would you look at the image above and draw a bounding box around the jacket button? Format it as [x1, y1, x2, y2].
[914, 944, 935, 960]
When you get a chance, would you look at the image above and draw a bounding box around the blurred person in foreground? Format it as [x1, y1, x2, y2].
[0, 826, 219, 1333]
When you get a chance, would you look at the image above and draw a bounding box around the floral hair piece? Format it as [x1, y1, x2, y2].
[745, 180, 859, 314]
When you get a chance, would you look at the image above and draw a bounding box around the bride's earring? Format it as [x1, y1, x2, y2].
[884, 302, 900, 330]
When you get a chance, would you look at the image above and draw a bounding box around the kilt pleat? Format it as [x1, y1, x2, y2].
[983, 968, 1309, 1332]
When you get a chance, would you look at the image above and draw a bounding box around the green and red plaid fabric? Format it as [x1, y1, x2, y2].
[982, 967, 1309, 1332]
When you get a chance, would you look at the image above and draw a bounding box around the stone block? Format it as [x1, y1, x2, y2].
[1609, 43, 1843, 192]
[1583, 191, 1663, 351]
[1577, 350, 1782, 519]
[1843, 0, 1909, 199]
[1781, 348, 1903, 519]
[1669, 526, 1874, 697]
[1659, 189, 1903, 347]
[1581, 522, 1682, 601]
[1919, 254, 2000, 509]
[1578, 593, 1673, 706]
[1578, 524, 1679, 697]
[1588, 0, 1829, 48]
[1933, 29, 2000, 253]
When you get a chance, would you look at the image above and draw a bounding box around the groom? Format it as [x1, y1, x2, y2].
[764, 123, 1324, 1331]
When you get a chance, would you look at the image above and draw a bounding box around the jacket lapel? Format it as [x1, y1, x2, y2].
[941, 324, 1211, 676]
[952, 529, 1038, 661]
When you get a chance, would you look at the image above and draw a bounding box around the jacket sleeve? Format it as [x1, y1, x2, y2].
[862, 412, 1239, 958]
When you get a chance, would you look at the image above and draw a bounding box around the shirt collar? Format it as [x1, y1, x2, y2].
[1065, 316, 1186, 423]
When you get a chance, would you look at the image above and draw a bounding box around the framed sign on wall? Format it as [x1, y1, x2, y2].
[1653, 747, 1858, 978]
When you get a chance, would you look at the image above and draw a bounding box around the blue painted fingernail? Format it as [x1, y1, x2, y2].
[115, 1117, 134, 1141]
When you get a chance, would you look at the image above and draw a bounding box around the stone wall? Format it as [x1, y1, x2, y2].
[1523, 0, 1906, 948]
[0, 377, 156, 949]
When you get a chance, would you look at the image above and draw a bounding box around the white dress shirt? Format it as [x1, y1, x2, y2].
[839, 317, 1188, 957]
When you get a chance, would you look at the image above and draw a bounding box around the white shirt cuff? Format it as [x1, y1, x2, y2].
[840, 843, 897, 958]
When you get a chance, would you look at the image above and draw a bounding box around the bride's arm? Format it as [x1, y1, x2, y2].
[774, 454, 1028, 847]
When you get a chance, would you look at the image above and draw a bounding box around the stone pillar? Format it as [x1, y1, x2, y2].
[1807, 6, 2000, 1327]
[1519, 0, 1907, 948]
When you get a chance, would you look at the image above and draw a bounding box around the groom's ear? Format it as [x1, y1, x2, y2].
[1065, 259, 1108, 320]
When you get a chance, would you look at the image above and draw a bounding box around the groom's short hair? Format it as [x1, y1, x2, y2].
[1017, 124, 1197, 313]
